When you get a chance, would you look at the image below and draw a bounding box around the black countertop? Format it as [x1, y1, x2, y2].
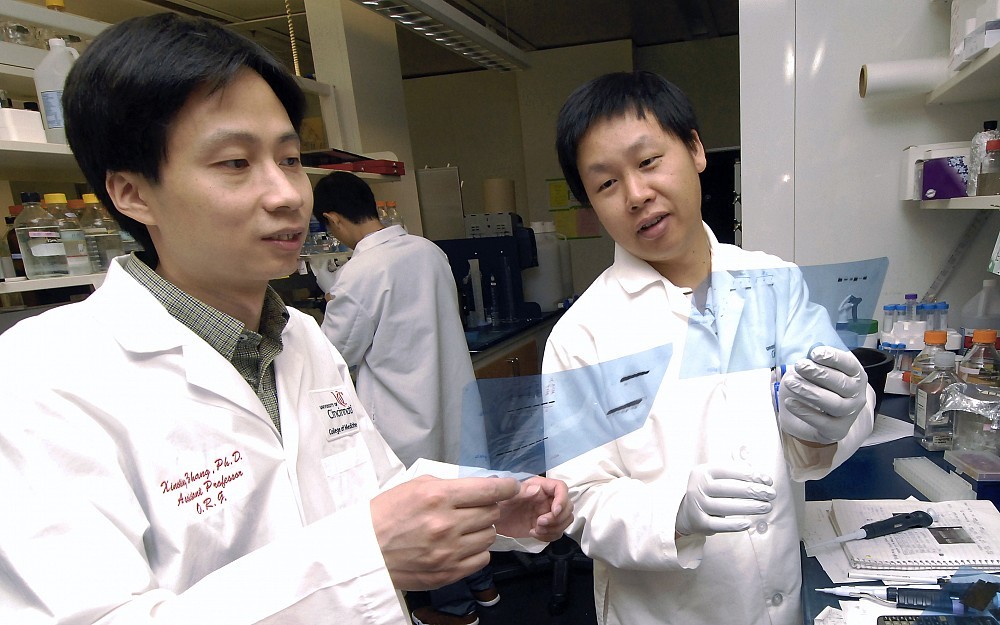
[465, 310, 562, 353]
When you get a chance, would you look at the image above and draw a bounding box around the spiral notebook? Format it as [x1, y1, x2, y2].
[829, 498, 1000, 570]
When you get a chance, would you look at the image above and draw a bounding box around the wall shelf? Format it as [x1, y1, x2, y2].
[0, 273, 104, 294]
[920, 196, 1000, 209]
[927, 44, 1000, 105]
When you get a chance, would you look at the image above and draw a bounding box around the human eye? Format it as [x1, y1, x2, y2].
[219, 158, 250, 170]
[279, 155, 301, 167]
[593, 178, 615, 194]
[639, 154, 661, 168]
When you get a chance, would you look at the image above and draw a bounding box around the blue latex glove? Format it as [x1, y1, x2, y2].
[675, 464, 776, 536]
[778, 346, 868, 444]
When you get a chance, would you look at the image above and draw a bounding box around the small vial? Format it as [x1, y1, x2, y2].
[915, 302, 929, 324]
[894, 304, 907, 327]
[937, 301, 950, 331]
[882, 304, 896, 334]
[904, 293, 918, 321]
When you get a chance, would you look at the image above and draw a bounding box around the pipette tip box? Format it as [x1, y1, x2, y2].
[944, 449, 1000, 507]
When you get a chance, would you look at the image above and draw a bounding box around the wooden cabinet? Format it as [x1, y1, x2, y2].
[471, 315, 559, 379]
[473, 337, 539, 379]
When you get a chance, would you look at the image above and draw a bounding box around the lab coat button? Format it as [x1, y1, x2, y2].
[770, 593, 783, 606]
[756, 521, 768, 534]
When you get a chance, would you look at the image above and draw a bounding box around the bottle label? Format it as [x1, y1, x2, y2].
[915, 389, 929, 428]
[40, 90, 65, 129]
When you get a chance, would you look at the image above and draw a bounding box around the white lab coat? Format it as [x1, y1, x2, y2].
[320, 225, 479, 467]
[0, 258, 413, 625]
[543, 225, 874, 625]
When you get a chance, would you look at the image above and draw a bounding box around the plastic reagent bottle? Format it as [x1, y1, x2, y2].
[14, 191, 67, 279]
[959, 328, 1000, 387]
[33, 38, 79, 143]
[915, 350, 961, 451]
[45, 193, 91, 275]
[968, 120, 1000, 196]
[908, 329, 948, 420]
[79, 193, 123, 272]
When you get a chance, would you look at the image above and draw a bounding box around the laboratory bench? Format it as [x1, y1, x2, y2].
[467, 310, 562, 379]
[801, 394, 978, 623]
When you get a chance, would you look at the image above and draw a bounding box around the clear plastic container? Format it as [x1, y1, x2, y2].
[968, 120, 1000, 196]
[959, 329, 1000, 387]
[882, 304, 896, 334]
[977, 139, 1000, 196]
[915, 350, 962, 451]
[33, 38, 79, 143]
[45, 193, 91, 275]
[909, 329, 949, 420]
[14, 191, 67, 279]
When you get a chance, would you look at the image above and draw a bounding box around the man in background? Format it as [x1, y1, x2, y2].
[314, 171, 500, 625]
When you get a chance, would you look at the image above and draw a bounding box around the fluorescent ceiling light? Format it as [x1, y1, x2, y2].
[349, 0, 530, 71]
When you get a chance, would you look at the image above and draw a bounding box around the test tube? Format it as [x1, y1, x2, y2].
[883, 304, 896, 334]
[937, 301, 950, 331]
[904, 293, 918, 320]
[916, 302, 929, 325]
[894, 304, 907, 325]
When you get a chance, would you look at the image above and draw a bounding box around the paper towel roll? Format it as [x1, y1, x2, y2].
[483, 178, 516, 213]
[858, 58, 950, 98]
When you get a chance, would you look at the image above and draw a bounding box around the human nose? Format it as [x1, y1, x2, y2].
[261, 162, 307, 213]
[623, 171, 654, 211]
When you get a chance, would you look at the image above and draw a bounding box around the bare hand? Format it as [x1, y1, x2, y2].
[370, 475, 519, 590]
[495, 476, 573, 542]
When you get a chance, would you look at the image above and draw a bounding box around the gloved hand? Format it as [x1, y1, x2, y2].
[310, 257, 338, 294]
[777, 345, 868, 444]
[675, 463, 776, 536]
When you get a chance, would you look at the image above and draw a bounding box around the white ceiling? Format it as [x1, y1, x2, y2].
[21, 0, 738, 78]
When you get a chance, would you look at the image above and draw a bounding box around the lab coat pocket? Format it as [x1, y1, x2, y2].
[321, 444, 379, 511]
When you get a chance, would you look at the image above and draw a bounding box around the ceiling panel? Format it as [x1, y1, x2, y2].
[19, 0, 738, 79]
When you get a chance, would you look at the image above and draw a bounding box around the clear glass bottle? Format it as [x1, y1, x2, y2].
[915, 350, 961, 451]
[959, 329, 1000, 387]
[78, 193, 123, 272]
[14, 191, 67, 279]
[45, 193, 91, 275]
[909, 329, 948, 420]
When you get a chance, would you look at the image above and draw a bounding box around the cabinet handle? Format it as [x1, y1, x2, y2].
[507, 356, 520, 377]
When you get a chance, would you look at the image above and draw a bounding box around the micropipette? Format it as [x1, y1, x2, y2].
[806, 509, 935, 557]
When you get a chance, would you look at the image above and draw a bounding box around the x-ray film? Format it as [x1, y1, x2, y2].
[457, 258, 888, 477]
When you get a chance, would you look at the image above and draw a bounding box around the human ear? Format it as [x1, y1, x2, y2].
[689, 130, 708, 173]
[106, 171, 157, 226]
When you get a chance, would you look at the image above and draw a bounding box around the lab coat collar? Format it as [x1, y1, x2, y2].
[87, 258, 278, 425]
[352, 224, 406, 255]
[611, 222, 721, 297]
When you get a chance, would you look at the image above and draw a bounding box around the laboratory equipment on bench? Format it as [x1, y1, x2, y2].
[805, 509, 935, 557]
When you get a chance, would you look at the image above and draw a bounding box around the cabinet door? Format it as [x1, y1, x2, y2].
[474, 339, 539, 379]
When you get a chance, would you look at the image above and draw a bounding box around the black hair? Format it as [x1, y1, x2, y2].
[63, 12, 305, 267]
[312, 171, 379, 226]
[555, 71, 701, 207]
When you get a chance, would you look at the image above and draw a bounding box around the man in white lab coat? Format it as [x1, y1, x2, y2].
[0, 14, 572, 625]
[542, 71, 875, 625]
[314, 171, 499, 625]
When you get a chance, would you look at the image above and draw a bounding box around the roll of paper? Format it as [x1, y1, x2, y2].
[483, 178, 516, 213]
[859, 58, 950, 98]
